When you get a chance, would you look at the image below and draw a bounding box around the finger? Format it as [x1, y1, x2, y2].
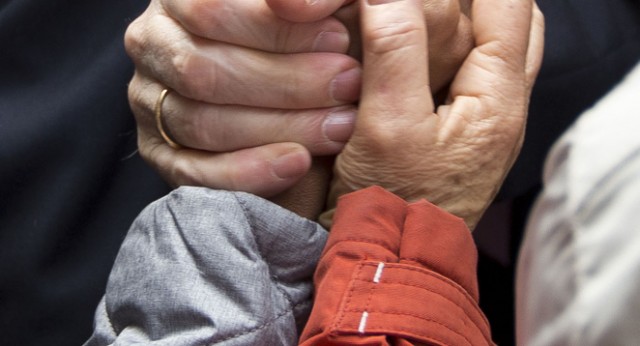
[449, 0, 534, 104]
[163, 99, 358, 156]
[138, 127, 313, 197]
[159, 0, 350, 53]
[266, 0, 356, 23]
[129, 74, 356, 155]
[474, 0, 533, 66]
[424, 1, 474, 93]
[332, 0, 475, 95]
[125, 14, 361, 108]
[358, 0, 433, 127]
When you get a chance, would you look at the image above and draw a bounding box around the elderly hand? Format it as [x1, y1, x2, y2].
[267, 0, 473, 94]
[126, 0, 474, 193]
[125, 0, 361, 198]
[321, 0, 545, 230]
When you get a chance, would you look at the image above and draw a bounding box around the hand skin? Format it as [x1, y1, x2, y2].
[320, 0, 545, 230]
[125, 0, 362, 205]
[269, 0, 473, 93]
[124, 0, 474, 219]
[266, 0, 475, 220]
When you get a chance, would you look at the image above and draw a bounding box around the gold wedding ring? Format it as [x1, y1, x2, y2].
[154, 88, 183, 149]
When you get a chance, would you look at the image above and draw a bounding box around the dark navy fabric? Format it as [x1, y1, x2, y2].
[502, 0, 640, 200]
[1, 0, 639, 345]
[0, 1, 170, 345]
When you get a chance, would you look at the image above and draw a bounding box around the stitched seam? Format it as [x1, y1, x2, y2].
[336, 264, 484, 345]
[376, 263, 478, 308]
[322, 238, 395, 258]
[357, 262, 491, 341]
[333, 263, 364, 331]
[344, 311, 475, 346]
[359, 268, 378, 333]
[351, 278, 471, 318]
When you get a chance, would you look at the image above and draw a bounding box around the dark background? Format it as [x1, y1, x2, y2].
[1, 0, 639, 345]
[474, 1, 640, 345]
[0, 1, 170, 344]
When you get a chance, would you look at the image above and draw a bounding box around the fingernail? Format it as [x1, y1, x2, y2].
[330, 67, 362, 102]
[271, 150, 309, 179]
[313, 31, 349, 53]
[323, 110, 356, 142]
[367, 0, 403, 5]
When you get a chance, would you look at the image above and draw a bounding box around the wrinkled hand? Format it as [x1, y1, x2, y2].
[125, 0, 361, 198]
[321, 0, 545, 230]
[125, 0, 474, 192]
[267, 0, 474, 94]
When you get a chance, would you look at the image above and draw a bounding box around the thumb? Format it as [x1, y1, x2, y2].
[358, 0, 434, 129]
[265, 0, 355, 22]
[321, 0, 435, 227]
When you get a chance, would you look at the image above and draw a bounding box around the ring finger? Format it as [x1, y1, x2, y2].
[130, 74, 357, 155]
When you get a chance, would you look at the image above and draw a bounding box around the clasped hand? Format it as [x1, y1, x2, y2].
[125, 0, 543, 229]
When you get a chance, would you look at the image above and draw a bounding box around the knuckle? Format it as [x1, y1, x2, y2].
[181, 0, 225, 36]
[127, 74, 157, 125]
[124, 17, 146, 59]
[127, 77, 147, 119]
[171, 49, 218, 101]
[171, 158, 201, 185]
[365, 21, 424, 55]
[476, 40, 519, 70]
[127, 80, 143, 113]
[355, 121, 402, 153]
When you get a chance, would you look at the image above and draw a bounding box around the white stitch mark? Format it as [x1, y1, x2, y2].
[373, 262, 385, 283]
[358, 311, 369, 334]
